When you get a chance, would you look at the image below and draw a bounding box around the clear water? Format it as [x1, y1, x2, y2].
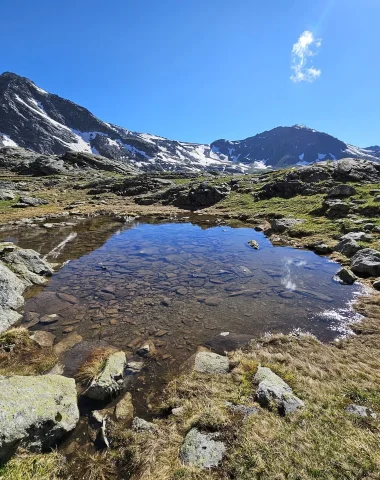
[1, 216, 362, 413]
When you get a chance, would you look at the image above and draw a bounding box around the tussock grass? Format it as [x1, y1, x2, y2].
[0, 328, 57, 376]
[75, 346, 116, 385]
[108, 293, 380, 480]
[0, 451, 65, 480]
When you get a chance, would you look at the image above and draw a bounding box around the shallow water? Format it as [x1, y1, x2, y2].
[1, 216, 362, 414]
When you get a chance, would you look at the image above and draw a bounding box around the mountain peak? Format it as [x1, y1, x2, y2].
[0, 72, 379, 172]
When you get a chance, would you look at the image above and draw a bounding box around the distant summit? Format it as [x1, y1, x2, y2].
[0, 72, 378, 172]
[211, 126, 379, 169]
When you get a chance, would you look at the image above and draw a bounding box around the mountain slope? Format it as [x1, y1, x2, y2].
[211, 125, 379, 169]
[0, 72, 240, 173]
[0, 72, 378, 173]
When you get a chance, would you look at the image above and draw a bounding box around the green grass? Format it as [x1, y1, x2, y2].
[0, 451, 64, 480]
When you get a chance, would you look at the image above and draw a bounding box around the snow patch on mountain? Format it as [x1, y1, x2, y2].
[0, 133, 18, 147]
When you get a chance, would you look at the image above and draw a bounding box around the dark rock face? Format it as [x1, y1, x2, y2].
[211, 125, 379, 169]
[187, 183, 230, 208]
[0, 146, 137, 176]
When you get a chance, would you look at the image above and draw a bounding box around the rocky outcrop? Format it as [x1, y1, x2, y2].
[0, 243, 53, 332]
[254, 366, 304, 415]
[84, 351, 127, 400]
[180, 428, 226, 468]
[0, 375, 79, 461]
[350, 249, 380, 277]
[0, 146, 138, 176]
[255, 159, 380, 201]
[187, 182, 231, 209]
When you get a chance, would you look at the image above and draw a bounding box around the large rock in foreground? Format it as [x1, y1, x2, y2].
[350, 249, 380, 277]
[254, 366, 304, 415]
[85, 351, 127, 400]
[0, 375, 79, 461]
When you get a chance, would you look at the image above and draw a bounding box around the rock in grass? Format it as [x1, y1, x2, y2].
[132, 417, 156, 432]
[270, 218, 304, 233]
[85, 351, 127, 400]
[351, 248, 380, 277]
[334, 268, 357, 285]
[180, 428, 226, 468]
[254, 366, 304, 415]
[327, 184, 357, 198]
[345, 404, 377, 419]
[194, 351, 229, 374]
[19, 196, 49, 206]
[0, 375, 79, 461]
[373, 279, 380, 291]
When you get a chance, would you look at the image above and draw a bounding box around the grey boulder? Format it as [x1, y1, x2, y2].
[180, 428, 226, 468]
[84, 351, 127, 400]
[254, 366, 304, 415]
[351, 248, 380, 277]
[0, 375, 79, 461]
[194, 351, 229, 374]
[335, 238, 361, 257]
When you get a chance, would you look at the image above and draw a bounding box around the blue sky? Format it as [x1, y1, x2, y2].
[1, 0, 379, 146]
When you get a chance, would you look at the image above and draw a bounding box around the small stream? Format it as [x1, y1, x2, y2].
[1, 215, 363, 416]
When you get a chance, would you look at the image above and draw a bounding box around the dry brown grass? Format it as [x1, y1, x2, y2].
[0, 328, 57, 376]
[75, 346, 116, 385]
[105, 292, 380, 480]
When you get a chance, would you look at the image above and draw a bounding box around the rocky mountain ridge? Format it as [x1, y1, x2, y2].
[0, 72, 240, 174]
[0, 72, 378, 173]
[211, 125, 379, 169]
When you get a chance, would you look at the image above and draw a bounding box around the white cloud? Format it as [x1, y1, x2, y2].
[290, 30, 322, 83]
